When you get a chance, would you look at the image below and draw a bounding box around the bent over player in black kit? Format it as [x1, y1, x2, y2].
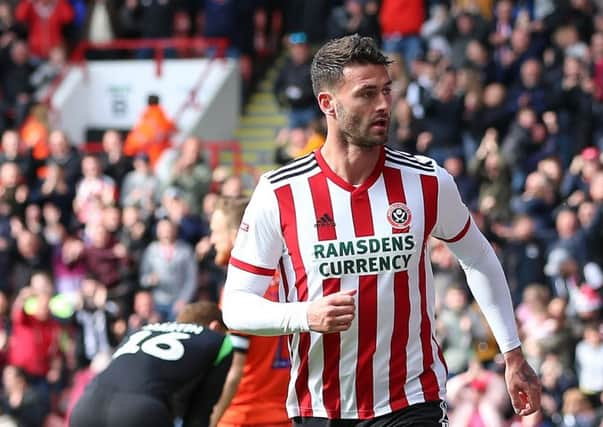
[70, 302, 233, 427]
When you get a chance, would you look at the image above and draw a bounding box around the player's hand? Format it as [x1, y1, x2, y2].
[307, 289, 356, 333]
[503, 347, 541, 416]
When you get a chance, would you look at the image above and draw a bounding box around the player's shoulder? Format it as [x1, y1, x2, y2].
[263, 152, 319, 186]
[383, 146, 439, 176]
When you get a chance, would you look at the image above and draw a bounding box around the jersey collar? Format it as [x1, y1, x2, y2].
[314, 146, 385, 193]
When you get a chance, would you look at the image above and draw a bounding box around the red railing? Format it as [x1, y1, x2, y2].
[70, 37, 230, 76]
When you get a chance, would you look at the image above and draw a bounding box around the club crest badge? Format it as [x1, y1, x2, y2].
[387, 202, 412, 229]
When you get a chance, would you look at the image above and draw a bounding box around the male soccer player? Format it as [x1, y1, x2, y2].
[70, 302, 232, 427]
[222, 34, 541, 426]
[208, 196, 290, 427]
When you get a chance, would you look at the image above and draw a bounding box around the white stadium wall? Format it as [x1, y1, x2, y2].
[50, 58, 241, 144]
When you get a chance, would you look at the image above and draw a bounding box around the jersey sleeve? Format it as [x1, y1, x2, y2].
[431, 166, 471, 242]
[229, 175, 284, 274]
[223, 175, 310, 335]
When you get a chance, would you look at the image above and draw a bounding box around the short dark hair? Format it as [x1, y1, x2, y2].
[148, 94, 160, 105]
[176, 301, 225, 328]
[311, 34, 391, 97]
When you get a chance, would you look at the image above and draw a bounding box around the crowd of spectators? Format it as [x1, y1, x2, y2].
[0, 0, 602, 426]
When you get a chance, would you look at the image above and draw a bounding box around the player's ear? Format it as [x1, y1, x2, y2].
[208, 319, 226, 333]
[317, 92, 336, 117]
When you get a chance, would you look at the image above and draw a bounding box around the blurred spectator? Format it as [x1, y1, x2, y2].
[417, 67, 465, 164]
[219, 174, 243, 198]
[540, 352, 577, 422]
[72, 276, 115, 369]
[506, 59, 550, 115]
[327, 0, 381, 42]
[0, 162, 28, 218]
[40, 200, 65, 242]
[0, 365, 49, 427]
[19, 103, 49, 161]
[14, 0, 74, 60]
[0, 130, 35, 185]
[379, 0, 424, 69]
[489, 0, 514, 59]
[7, 280, 62, 395]
[29, 161, 74, 226]
[493, 215, 547, 303]
[73, 154, 116, 226]
[9, 230, 50, 293]
[549, 56, 593, 160]
[388, 97, 419, 153]
[45, 129, 81, 190]
[117, 205, 150, 264]
[446, 11, 486, 71]
[0, 40, 35, 128]
[575, 321, 603, 399]
[78, 223, 132, 303]
[274, 126, 308, 166]
[494, 26, 541, 86]
[119, 152, 158, 218]
[139, 218, 197, 321]
[559, 388, 597, 427]
[124, 94, 175, 169]
[511, 171, 556, 233]
[159, 136, 211, 215]
[437, 285, 489, 375]
[161, 189, 208, 247]
[560, 147, 602, 207]
[127, 289, 160, 331]
[549, 207, 588, 267]
[52, 235, 86, 302]
[273, 32, 317, 129]
[468, 128, 512, 221]
[98, 130, 132, 187]
[447, 359, 510, 427]
[444, 155, 478, 208]
[464, 39, 498, 85]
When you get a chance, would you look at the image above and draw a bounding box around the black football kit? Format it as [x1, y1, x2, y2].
[70, 322, 233, 427]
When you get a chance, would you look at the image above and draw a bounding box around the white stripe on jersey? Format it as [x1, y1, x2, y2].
[331, 179, 360, 418]
[367, 175, 395, 416]
[400, 169, 428, 406]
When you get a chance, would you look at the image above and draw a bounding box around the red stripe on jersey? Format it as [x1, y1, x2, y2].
[229, 257, 276, 276]
[308, 173, 342, 418]
[439, 216, 471, 243]
[274, 184, 312, 416]
[351, 190, 376, 418]
[418, 174, 440, 401]
[383, 167, 409, 408]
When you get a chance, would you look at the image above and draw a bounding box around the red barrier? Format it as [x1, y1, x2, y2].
[70, 37, 230, 77]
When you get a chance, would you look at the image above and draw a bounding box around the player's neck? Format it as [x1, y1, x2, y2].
[320, 136, 382, 186]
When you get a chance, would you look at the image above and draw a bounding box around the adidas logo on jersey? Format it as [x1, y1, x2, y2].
[315, 213, 336, 228]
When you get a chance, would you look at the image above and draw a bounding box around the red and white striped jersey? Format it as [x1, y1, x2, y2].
[229, 146, 472, 419]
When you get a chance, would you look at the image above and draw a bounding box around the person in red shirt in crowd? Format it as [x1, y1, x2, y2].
[15, 0, 74, 60]
[379, 0, 425, 70]
[7, 272, 62, 394]
[209, 196, 290, 427]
